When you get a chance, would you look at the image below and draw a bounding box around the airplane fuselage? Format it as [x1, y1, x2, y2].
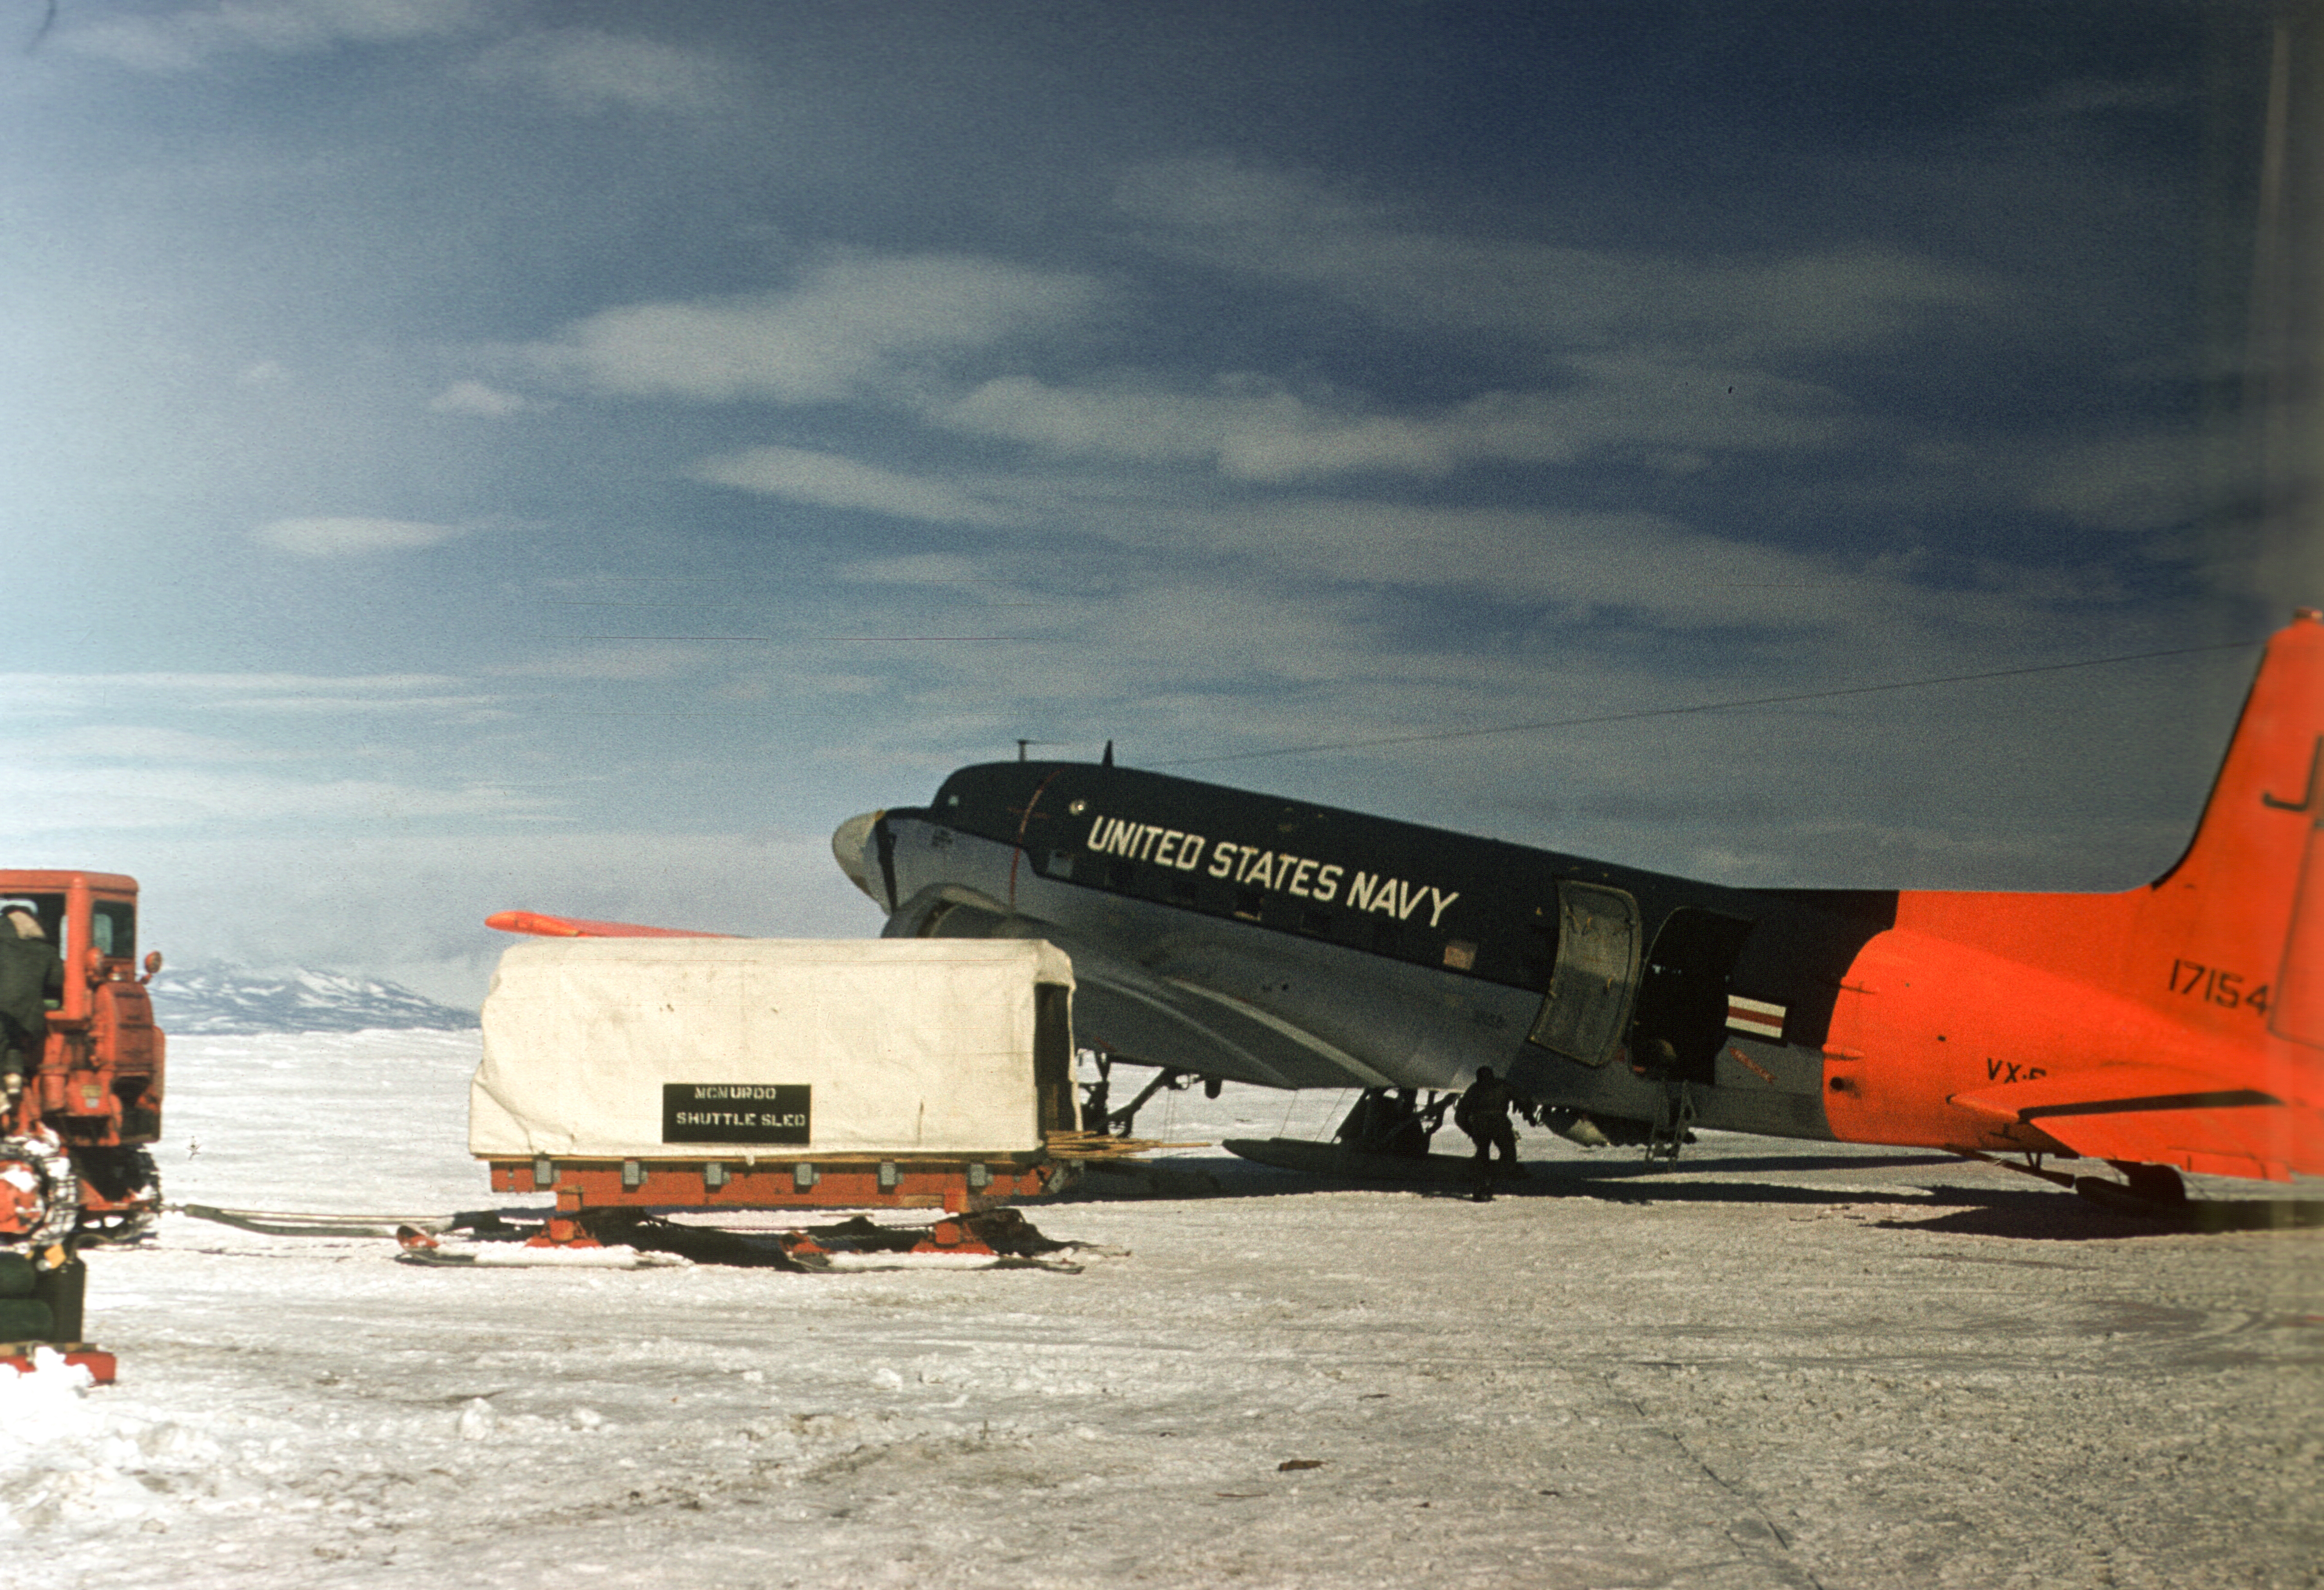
[842, 759, 1910, 1147]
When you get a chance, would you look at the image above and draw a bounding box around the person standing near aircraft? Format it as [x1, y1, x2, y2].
[1454, 1065, 1531, 1201]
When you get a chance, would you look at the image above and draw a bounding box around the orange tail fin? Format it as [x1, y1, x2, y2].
[1891, 609, 2324, 1034]
[1833, 613, 2324, 1179]
[2140, 608, 2324, 1045]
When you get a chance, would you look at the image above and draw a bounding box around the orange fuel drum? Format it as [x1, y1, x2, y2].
[1822, 610, 2324, 1182]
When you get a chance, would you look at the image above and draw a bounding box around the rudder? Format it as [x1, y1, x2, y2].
[2268, 737, 2324, 1047]
[2147, 609, 2324, 1042]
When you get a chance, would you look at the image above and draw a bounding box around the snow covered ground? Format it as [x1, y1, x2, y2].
[4, 1031, 2320, 1589]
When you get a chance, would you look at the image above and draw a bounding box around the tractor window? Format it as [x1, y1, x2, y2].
[0, 893, 64, 948]
[93, 901, 135, 958]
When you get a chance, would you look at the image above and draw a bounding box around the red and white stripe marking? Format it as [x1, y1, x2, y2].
[1726, 995, 1787, 1041]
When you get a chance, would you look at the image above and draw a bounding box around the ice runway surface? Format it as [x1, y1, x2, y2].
[5, 1033, 2319, 1589]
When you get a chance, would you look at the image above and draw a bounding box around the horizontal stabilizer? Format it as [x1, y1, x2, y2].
[483, 910, 735, 939]
[1952, 1064, 2319, 1182]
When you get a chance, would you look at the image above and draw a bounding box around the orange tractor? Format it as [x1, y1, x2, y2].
[0, 871, 166, 1254]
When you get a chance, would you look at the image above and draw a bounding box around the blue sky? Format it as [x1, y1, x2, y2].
[1, 0, 2309, 1007]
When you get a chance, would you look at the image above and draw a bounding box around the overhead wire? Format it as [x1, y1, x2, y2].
[1148, 639, 2260, 769]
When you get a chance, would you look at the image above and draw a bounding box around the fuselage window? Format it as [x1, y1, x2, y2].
[1521, 905, 1557, 984]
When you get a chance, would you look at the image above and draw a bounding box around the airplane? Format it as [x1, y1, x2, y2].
[490, 612, 2319, 1205]
[807, 609, 2323, 1205]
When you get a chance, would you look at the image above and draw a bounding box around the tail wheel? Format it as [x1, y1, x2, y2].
[70, 1146, 162, 1246]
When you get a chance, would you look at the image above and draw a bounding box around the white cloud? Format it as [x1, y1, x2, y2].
[0, 696, 535, 844]
[0, 672, 493, 723]
[862, 484, 2066, 654]
[693, 446, 1019, 526]
[937, 376, 1297, 467]
[428, 380, 529, 417]
[829, 555, 990, 587]
[2026, 432, 2206, 534]
[200, 694, 507, 717]
[65, 0, 484, 73]
[464, 28, 742, 117]
[937, 357, 1846, 480]
[25, 726, 300, 763]
[1116, 159, 1391, 237]
[116, 830, 872, 1006]
[825, 555, 1048, 619]
[0, 761, 546, 833]
[1126, 497, 1880, 626]
[492, 643, 723, 682]
[531, 253, 1105, 403]
[1118, 157, 1996, 359]
[0, 744, 544, 832]
[254, 516, 463, 557]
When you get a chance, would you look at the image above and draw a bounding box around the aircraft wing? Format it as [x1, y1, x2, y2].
[985, 922, 1402, 1090]
[1065, 968, 1404, 1090]
[484, 910, 737, 939]
[1950, 1062, 2322, 1182]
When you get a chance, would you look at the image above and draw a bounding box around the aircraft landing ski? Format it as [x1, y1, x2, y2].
[1223, 1137, 1531, 1185]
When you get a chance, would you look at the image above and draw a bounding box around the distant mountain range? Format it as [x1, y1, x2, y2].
[146, 966, 480, 1035]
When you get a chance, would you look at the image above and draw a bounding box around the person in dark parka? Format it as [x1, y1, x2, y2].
[1454, 1065, 1532, 1201]
[0, 905, 62, 1104]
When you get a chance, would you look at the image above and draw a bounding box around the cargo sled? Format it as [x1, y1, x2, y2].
[471, 938, 1083, 1235]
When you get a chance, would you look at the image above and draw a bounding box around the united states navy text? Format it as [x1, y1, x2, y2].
[1081, 814, 1459, 928]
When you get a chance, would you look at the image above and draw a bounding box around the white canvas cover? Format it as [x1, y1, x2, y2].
[469, 938, 1074, 1159]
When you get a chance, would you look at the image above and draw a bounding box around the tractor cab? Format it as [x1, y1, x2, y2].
[0, 869, 166, 1248]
